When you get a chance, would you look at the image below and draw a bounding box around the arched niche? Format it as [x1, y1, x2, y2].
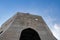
[20, 28, 41, 40]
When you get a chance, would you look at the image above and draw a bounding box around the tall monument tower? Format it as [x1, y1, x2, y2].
[0, 12, 57, 40]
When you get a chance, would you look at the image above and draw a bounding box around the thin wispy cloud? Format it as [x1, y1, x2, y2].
[42, 7, 60, 40]
[0, 0, 60, 40]
[52, 24, 60, 40]
[44, 16, 60, 40]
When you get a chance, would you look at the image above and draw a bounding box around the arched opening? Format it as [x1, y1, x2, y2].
[20, 28, 41, 40]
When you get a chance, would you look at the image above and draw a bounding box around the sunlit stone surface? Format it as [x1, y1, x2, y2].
[0, 12, 57, 40]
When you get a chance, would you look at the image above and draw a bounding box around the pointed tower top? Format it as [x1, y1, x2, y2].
[0, 12, 57, 40]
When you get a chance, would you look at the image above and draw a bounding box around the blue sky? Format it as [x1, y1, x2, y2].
[0, 0, 60, 40]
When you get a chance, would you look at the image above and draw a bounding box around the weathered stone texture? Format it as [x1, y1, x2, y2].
[0, 12, 57, 40]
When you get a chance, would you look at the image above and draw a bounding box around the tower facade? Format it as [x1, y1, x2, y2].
[0, 12, 57, 40]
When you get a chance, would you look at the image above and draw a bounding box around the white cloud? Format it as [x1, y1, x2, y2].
[42, 6, 60, 40]
[52, 24, 60, 40]
[54, 24, 60, 30]
[44, 16, 60, 40]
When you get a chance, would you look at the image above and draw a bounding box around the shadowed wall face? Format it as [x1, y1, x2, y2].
[20, 28, 41, 40]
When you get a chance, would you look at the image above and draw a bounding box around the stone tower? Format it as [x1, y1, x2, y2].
[0, 12, 57, 40]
